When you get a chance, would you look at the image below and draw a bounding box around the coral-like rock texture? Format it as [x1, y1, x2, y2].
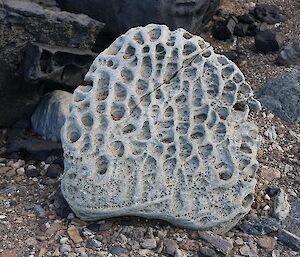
[61, 24, 260, 232]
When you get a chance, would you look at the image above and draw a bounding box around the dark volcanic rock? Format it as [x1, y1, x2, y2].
[7, 127, 63, 161]
[255, 30, 283, 53]
[0, 0, 104, 73]
[0, 72, 41, 128]
[25, 168, 41, 178]
[57, 0, 220, 36]
[212, 16, 238, 41]
[252, 4, 287, 24]
[238, 14, 256, 24]
[53, 186, 72, 218]
[21, 43, 97, 88]
[277, 38, 300, 66]
[257, 69, 300, 123]
[46, 164, 64, 178]
[240, 216, 281, 235]
[234, 23, 249, 37]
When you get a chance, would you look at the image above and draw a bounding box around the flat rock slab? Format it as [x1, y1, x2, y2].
[61, 24, 260, 233]
[0, 0, 104, 72]
[257, 69, 300, 123]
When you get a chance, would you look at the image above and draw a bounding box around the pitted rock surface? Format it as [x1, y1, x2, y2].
[61, 24, 260, 232]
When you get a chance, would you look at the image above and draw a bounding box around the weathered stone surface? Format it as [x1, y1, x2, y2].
[31, 90, 72, 142]
[0, 0, 104, 73]
[61, 24, 260, 232]
[21, 43, 97, 88]
[277, 38, 300, 66]
[57, 0, 220, 36]
[257, 69, 300, 123]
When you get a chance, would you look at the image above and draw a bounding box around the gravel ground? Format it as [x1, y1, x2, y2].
[1, 0, 300, 256]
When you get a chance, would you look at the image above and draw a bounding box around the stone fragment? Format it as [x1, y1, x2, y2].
[252, 4, 287, 24]
[257, 69, 300, 123]
[212, 16, 238, 40]
[61, 24, 261, 232]
[67, 225, 83, 244]
[163, 239, 179, 256]
[31, 90, 72, 142]
[25, 237, 38, 247]
[234, 23, 249, 37]
[257, 236, 276, 252]
[259, 166, 281, 183]
[277, 38, 300, 66]
[141, 238, 157, 249]
[53, 186, 72, 218]
[109, 246, 129, 255]
[0, 186, 17, 194]
[278, 229, 300, 251]
[198, 231, 233, 255]
[88, 239, 102, 249]
[238, 14, 256, 24]
[60, 243, 71, 253]
[25, 168, 41, 178]
[0, 250, 18, 257]
[7, 126, 63, 161]
[198, 246, 218, 257]
[46, 223, 62, 236]
[272, 188, 290, 220]
[0, 0, 104, 73]
[22, 43, 97, 89]
[239, 216, 280, 235]
[57, 0, 220, 36]
[32, 204, 46, 217]
[239, 244, 258, 257]
[46, 164, 64, 178]
[255, 30, 283, 54]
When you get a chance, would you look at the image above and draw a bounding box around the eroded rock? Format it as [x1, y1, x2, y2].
[0, 0, 104, 73]
[61, 24, 260, 232]
[22, 43, 97, 88]
[57, 0, 220, 36]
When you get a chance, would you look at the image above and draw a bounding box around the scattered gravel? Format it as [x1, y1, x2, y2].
[0, 0, 300, 256]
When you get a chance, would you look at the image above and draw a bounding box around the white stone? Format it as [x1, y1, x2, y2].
[61, 24, 260, 233]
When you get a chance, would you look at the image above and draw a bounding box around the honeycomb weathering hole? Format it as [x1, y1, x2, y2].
[61, 24, 260, 233]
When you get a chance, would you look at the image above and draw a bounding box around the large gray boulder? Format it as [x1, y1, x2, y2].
[258, 69, 300, 123]
[61, 25, 260, 233]
[57, 0, 220, 36]
[31, 90, 72, 142]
